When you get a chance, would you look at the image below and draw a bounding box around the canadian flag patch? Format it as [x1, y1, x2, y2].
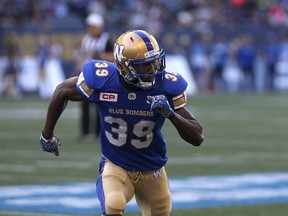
[99, 92, 118, 102]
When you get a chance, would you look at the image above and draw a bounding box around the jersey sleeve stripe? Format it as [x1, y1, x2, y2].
[80, 81, 93, 97]
[173, 91, 187, 110]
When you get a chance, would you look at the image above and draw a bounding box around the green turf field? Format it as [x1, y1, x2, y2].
[0, 93, 288, 216]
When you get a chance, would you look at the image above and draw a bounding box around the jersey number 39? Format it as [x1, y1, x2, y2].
[104, 116, 155, 149]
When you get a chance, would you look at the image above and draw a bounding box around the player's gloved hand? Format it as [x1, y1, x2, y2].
[40, 133, 61, 157]
[150, 95, 174, 118]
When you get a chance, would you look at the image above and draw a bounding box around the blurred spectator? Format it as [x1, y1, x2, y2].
[235, 34, 257, 91]
[231, 0, 246, 8]
[274, 33, 288, 91]
[1, 37, 22, 99]
[210, 34, 230, 92]
[222, 45, 243, 93]
[189, 33, 211, 92]
[267, 2, 288, 26]
[76, 13, 114, 141]
[274, 53, 288, 91]
[264, 32, 280, 90]
[35, 35, 50, 88]
[254, 50, 267, 93]
[36, 35, 65, 98]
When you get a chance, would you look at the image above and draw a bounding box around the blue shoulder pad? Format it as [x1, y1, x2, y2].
[163, 71, 188, 96]
[82, 60, 117, 90]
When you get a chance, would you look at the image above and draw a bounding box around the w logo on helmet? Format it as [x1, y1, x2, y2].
[114, 43, 125, 62]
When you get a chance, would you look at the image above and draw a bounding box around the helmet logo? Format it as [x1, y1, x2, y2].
[145, 50, 159, 58]
[114, 43, 125, 62]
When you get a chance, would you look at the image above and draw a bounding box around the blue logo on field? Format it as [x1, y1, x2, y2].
[0, 172, 288, 215]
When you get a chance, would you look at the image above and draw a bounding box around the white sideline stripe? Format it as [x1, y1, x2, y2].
[0, 172, 288, 214]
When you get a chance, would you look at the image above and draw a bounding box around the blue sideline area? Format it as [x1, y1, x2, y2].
[0, 172, 288, 215]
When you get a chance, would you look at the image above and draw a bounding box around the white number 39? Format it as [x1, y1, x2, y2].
[104, 116, 155, 149]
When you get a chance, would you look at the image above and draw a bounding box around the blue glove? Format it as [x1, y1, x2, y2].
[150, 95, 174, 118]
[40, 133, 61, 156]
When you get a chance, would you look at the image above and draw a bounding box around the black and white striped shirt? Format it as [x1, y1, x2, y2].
[81, 32, 113, 60]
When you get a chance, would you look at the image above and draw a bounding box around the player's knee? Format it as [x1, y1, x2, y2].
[105, 192, 126, 214]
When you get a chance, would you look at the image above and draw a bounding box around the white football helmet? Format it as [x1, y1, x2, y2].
[113, 30, 166, 89]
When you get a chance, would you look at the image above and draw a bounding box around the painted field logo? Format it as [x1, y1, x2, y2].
[0, 172, 288, 215]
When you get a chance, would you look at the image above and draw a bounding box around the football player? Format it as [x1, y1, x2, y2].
[40, 30, 204, 216]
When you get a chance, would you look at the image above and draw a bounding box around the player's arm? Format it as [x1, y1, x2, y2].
[150, 95, 204, 146]
[42, 76, 83, 138]
[170, 107, 204, 146]
[40, 77, 84, 156]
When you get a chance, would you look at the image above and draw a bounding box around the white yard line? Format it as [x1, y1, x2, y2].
[0, 174, 22, 182]
[0, 164, 35, 173]
[36, 160, 95, 169]
[0, 108, 79, 120]
[0, 173, 94, 184]
[0, 160, 95, 174]
[0, 148, 284, 168]
[0, 149, 99, 160]
[206, 138, 288, 146]
[168, 151, 286, 165]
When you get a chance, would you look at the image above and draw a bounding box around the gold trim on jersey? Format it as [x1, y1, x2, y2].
[77, 72, 94, 98]
[173, 91, 187, 110]
[80, 81, 93, 96]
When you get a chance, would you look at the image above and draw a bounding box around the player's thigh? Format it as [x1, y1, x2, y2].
[135, 167, 172, 216]
[97, 160, 135, 214]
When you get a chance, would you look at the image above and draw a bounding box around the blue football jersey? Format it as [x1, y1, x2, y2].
[76, 60, 188, 171]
